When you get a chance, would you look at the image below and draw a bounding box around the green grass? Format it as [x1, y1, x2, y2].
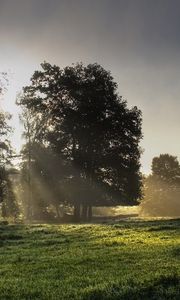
[0, 219, 180, 299]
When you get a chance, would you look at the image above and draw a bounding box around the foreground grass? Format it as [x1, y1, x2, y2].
[0, 219, 180, 299]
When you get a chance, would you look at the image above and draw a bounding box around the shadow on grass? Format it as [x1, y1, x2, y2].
[83, 274, 180, 300]
[172, 247, 180, 257]
[113, 218, 180, 230]
[147, 225, 179, 231]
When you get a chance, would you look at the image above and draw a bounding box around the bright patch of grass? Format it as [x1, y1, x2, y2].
[0, 219, 179, 299]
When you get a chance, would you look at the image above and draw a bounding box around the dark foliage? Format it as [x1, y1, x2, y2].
[19, 62, 142, 221]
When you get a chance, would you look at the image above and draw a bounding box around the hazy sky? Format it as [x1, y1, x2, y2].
[0, 0, 180, 173]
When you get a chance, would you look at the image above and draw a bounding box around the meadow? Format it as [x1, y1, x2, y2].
[0, 218, 179, 300]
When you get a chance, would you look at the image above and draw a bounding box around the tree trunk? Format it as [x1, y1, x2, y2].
[81, 204, 88, 221]
[73, 203, 81, 222]
[55, 205, 61, 220]
[87, 205, 92, 221]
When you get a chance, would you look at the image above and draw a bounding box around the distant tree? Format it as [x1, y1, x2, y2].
[0, 73, 19, 220]
[18, 62, 143, 221]
[0, 74, 11, 204]
[140, 154, 180, 217]
[1, 170, 19, 220]
[152, 154, 180, 184]
[0, 72, 8, 97]
[0, 75, 12, 173]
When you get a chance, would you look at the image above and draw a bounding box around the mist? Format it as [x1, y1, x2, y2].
[139, 180, 180, 218]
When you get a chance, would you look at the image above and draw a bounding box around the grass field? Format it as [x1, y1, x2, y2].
[0, 218, 180, 300]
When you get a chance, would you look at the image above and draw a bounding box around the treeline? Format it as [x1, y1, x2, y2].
[1, 63, 143, 222]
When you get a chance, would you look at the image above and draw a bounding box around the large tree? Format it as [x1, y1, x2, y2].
[19, 62, 143, 221]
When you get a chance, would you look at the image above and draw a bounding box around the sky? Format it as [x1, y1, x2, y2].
[0, 0, 180, 173]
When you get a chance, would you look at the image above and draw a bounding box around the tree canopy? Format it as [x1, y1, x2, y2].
[19, 62, 143, 221]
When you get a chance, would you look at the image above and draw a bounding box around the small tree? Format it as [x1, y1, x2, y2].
[1, 171, 19, 220]
[0, 73, 19, 220]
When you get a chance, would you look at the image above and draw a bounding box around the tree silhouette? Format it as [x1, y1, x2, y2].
[19, 62, 143, 221]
